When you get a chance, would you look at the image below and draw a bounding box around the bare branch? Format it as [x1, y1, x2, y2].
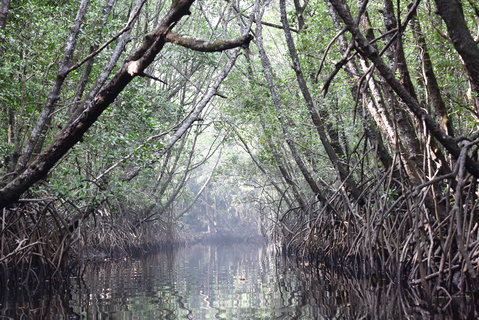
[139, 72, 168, 84]
[165, 32, 253, 52]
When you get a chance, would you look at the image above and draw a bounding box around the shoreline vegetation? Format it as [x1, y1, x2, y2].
[1, 0, 479, 313]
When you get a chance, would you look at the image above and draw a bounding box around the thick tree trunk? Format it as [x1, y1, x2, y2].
[381, 0, 426, 179]
[360, 2, 425, 185]
[0, 0, 252, 209]
[409, 15, 453, 177]
[382, 0, 418, 100]
[435, 0, 479, 112]
[0, 0, 196, 209]
[411, 16, 453, 136]
[293, 0, 306, 31]
[326, 1, 394, 172]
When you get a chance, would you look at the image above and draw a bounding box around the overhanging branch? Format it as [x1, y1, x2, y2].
[165, 32, 253, 52]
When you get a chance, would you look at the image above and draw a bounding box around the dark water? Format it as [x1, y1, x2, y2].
[1, 243, 477, 319]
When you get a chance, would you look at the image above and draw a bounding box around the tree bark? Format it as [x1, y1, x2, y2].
[69, 0, 118, 115]
[0, 0, 10, 30]
[72, 0, 145, 121]
[382, 0, 418, 101]
[411, 15, 453, 136]
[0, 0, 9, 30]
[435, 0, 479, 112]
[256, 7, 327, 205]
[325, 1, 395, 172]
[293, 0, 306, 31]
[165, 32, 252, 52]
[0, 0, 8, 60]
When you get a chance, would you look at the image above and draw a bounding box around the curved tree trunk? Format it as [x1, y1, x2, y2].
[0, 0, 252, 209]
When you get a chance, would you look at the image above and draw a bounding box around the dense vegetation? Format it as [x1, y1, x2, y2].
[1, 0, 479, 301]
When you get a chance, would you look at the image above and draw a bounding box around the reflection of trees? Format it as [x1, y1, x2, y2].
[2, 244, 477, 318]
[289, 263, 478, 319]
[0, 279, 80, 319]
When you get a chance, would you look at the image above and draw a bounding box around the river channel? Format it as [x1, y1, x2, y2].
[1, 242, 477, 319]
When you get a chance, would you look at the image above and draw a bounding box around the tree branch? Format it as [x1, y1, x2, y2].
[0, 0, 197, 209]
[165, 32, 253, 52]
[65, 0, 147, 75]
[328, 0, 479, 178]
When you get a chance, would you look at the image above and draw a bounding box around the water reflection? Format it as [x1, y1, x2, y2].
[73, 243, 320, 319]
[1, 243, 477, 319]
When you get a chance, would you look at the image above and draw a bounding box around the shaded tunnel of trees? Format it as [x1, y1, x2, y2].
[1, 0, 479, 300]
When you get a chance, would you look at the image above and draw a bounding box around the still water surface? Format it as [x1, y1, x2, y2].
[1, 242, 477, 319]
[75, 243, 324, 319]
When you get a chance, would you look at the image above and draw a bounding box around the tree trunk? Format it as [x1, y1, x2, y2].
[16, 0, 90, 172]
[0, 0, 195, 208]
[435, 0, 479, 112]
[256, 7, 327, 205]
[326, 1, 394, 172]
[0, 0, 9, 30]
[328, 0, 479, 178]
[69, 0, 118, 115]
[280, 0, 363, 204]
[72, 1, 143, 121]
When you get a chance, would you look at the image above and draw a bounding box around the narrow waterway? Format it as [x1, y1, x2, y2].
[0, 242, 476, 319]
